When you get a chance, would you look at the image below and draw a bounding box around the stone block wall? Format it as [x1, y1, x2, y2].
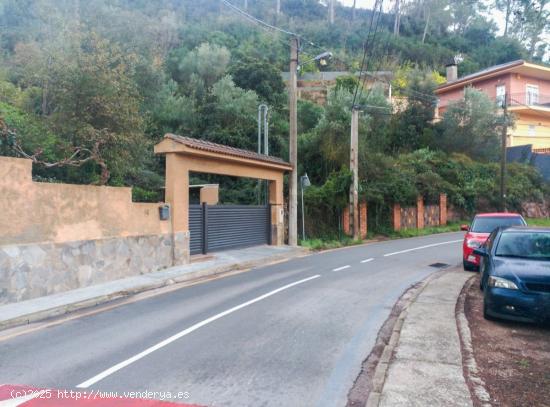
[424, 205, 440, 227]
[392, 194, 448, 231]
[0, 157, 182, 304]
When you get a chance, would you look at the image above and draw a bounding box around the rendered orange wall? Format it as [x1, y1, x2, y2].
[0, 157, 170, 246]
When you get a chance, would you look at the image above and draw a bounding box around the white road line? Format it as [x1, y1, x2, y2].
[332, 265, 351, 272]
[360, 258, 374, 263]
[383, 239, 463, 257]
[0, 390, 47, 406]
[76, 274, 321, 389]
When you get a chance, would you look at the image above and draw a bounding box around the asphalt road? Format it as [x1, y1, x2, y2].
[0, 232, 465, 407]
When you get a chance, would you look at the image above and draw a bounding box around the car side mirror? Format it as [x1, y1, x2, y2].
[473, 247, 488, 257]
[460, 224, 469, 231]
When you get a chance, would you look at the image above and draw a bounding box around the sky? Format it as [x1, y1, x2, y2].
[337, 0, 508, 35]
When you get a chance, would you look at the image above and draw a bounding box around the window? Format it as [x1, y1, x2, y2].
[526, 84, 539, 105]
[496, 85, 506, 107]
[528, 125, 536, 136]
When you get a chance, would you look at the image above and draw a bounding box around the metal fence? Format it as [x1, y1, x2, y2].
[189, 204, 271, 255]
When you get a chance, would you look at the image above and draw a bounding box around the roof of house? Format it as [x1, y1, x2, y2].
[436, 60, 550, 93]
[163, 134, 291, 167]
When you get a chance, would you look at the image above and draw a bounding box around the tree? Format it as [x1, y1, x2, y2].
[509, 0, 549, 59]
[436, 88, 503, 161]
[229, 57, 286, 106]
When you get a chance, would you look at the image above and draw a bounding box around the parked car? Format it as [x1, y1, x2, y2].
[476, 227, 550, 323]
[462, 213, 526, 271]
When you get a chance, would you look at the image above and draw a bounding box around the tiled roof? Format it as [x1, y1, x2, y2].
[438, 60, 525, 89]
[164, 134, 291, 167]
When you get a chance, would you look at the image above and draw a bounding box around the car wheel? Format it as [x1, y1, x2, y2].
[463, 260, 477, 272]
[479, 279, 483, 291]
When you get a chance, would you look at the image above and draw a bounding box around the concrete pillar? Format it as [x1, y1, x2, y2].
[164, 153, 190, 264]
[416, 196, 425, 229]
[269, 176, 285, 246]
[360, 202, 367, 239]
[393, 203, 401, 231]
[439, 193, 447, 226]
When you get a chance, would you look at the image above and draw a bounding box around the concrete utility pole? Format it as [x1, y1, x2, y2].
[276, 0, 281, 14]
[350, 108, 360, 240]
[500, 103, 508, 212]
[288, 36, 299, 246]
[244, 0, 248, 10]
[329, 0, 335, 24]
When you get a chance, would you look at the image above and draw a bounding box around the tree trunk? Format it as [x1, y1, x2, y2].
[393, 0, 401, 35]
[422, 8, 431, 43]
[503, 0, 511, 37]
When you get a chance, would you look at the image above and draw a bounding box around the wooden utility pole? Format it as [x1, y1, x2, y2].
[288, 36, 299, 246]
[500, 104, 508, 212]
[329, 0, 335, 24]
[352, 0, 357, 20]
[350, 108, 360, 240]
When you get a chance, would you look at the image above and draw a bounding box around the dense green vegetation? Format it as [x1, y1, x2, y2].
[0, 0, 548, 238]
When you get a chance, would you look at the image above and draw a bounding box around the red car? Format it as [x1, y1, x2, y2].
[462, 212, 526, 271]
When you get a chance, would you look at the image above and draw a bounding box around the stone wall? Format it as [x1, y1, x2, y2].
[424, 205, 440, 227]
[393, 194, 448, 231]
[0, 157, 181, 304]
[400, 206, 418, 229]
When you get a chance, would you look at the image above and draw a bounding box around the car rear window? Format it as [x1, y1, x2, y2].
[470, 216, 525, 233]
[496, 231, 550, 259]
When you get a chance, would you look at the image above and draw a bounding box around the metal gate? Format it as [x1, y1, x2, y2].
[189, 204, 271, 255]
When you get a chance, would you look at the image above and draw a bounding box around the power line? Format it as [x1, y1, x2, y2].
[219, 0, 299, 37]
[355, 0, 385, 105]
[351, 0, 382, 108]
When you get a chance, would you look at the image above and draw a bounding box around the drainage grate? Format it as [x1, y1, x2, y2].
[429, 262, 450, 269]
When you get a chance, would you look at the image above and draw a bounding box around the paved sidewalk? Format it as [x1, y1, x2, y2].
[376, 269, 473, 407]
[0, 245, 307, 331]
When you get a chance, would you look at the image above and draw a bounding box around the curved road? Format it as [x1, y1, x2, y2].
[0, 232, 464, 407]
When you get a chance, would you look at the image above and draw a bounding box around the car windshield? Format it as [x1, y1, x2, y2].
[470, 216, 525, 233]
[496, 231, 550, 259]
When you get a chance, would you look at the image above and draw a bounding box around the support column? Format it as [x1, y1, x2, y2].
[269, 175, 285, 246]
[439, 193, 447, 226]
[416, 196, 425, 230]
[393, 203, 401, 231]
[165, 153, 190, 265]
[360, 202, 367, 239]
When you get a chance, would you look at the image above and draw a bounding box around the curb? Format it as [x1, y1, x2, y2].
[364, 270, 445, 407]
[456, 275, 492, 407]
[0, 248, 310, 331]
[347, 269, 448, 407]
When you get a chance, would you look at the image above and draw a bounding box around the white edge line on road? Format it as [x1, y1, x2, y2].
[76, 274, 321, 389]
[383, 239, 463, 257]
[332, 265, 351, 272]
[360, 258, 374, 264]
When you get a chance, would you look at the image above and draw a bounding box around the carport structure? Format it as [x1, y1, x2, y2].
[154, 134, 292, 264]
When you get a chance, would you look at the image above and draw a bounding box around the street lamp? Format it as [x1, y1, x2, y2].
[297, 51, 333, 72]
[300, 173, 311, 241]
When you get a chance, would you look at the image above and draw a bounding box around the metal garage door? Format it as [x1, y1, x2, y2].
[189, 204, 271, 255]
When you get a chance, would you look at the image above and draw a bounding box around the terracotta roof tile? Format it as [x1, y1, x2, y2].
[165, 134, 291, 167]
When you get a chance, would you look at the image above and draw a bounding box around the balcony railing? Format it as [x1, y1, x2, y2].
[502, 93, 550, 109]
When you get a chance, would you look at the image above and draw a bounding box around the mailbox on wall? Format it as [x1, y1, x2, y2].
[159, 204, 170, 221]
